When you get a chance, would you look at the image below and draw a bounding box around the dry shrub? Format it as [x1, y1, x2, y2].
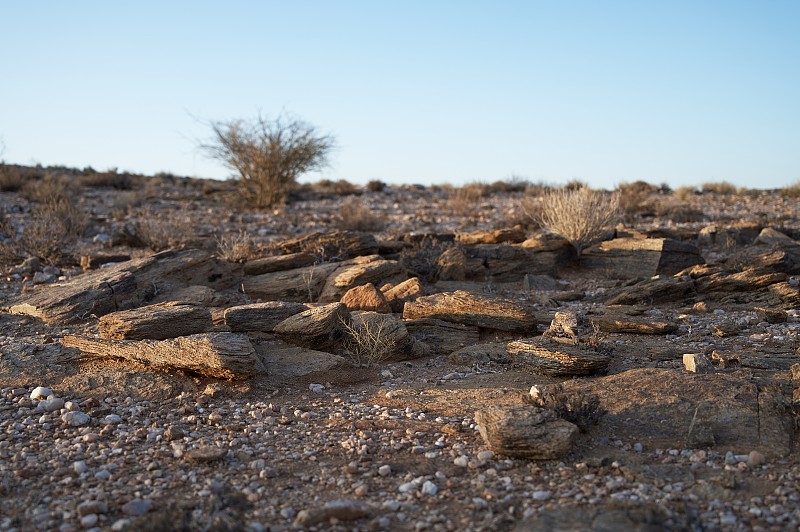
[0, 199, 88, 265]
[0, 165, 25, 192]
[313, 178, 359, 196]
[340, 314, 399, 367]
[526, 383, 606, 432]
[673, 185, 698, 201]
[215, 231, 255, 263]
[19, 174, 72, 203]
[366, 179, 386, 192]
[490, 176, 530, 194]
[502, 196, 541, 232]
[533, 186, 620, 257]
[336, 197, 385, 232]
[110, 191, 145, 221]
[701, 181, 739, 195]
[617, 181, 659, 219]
[78, 171, 133, 190]
[130, 205, 195, 251]
[779, 182, 800, 199]
[449, 182, 490, 217]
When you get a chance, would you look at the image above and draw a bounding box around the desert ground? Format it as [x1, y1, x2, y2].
[1, 167, 799, 531]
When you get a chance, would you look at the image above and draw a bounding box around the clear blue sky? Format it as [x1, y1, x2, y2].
[1, 1, 798, 189]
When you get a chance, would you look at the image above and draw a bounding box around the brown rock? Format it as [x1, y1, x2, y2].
[273, 303, 349, 350]
[340, 283, 391, 313]
[754, 307, 788, 324]
[591, 313, 677, 335]
[448, 342, 507, 365]
[294, 500, 373, 527]
[606, 276, 696, 306]
[98, 301, 212, 340]
[507, 337, 611, 376]
[61, 333, 262, 380]
[455, 228, 527, 245]
[277, 231, 379, 259]
[382, 277, 424, 312]
[581, 238, 704, 278]
[241, 262, 340, 303]
[224, 301, 309, 332]
[403, 290, 536, 332]
[475, 406, 578, 459]
[683, 353, 714, 374]
[436, 247, 467, 281]
[405, 318, 481, 356]
[184, 446, 227, 464]
[243, 252, 317, 275]
[318, 256, 405, 303]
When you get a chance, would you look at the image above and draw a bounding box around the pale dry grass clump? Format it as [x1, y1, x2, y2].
[0, 165, 26, 192]
[336, 197, 385, 232]
[617, 181, 659, 219]
[129, 205, 195, 252]
[779, 182, 800, 199]
[448, 182, 491, 217]
[701, 181, 739, 195]
[0, 199, 88, 265]
[532, 186, 620, 257]
[215, 231, 256, 263]
[340, 314, 399, 367]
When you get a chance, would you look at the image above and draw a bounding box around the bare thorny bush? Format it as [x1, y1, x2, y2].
[339, 315, 399, 367]
[202, 113, 334, 208]
[129, 205, 195, 252]
[0, 198, 88, 266]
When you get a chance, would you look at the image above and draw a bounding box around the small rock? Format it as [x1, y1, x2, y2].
[103, 414, 122, 425]
[184, 446, 226, 464]
[683, 353, 714, 374]
[77, 501, 108, 516]
[164, 425, 184, 441]
[453, 456, 469, 467]
[73, 461, 89, 475]
[110, 520, 131, 531]
[32, 271, 55, 284]
[79, 514, 98, 527]
[293, 499, 372, 527]
[476, 450, 494, 461]
[421, 480, 438, 496]
[532, 490, 552, 501]
[61, 412, 91, 427]
[30, 387, 52, 400]
[41, 398, 65, 412]
[747, 451, 766, 467]
[378, 465, 392, 477]
[121, 498, 153, 516]
[308, 383, 325, 394]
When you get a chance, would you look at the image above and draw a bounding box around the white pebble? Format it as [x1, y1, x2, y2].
[421, 480, 438, 496]
[80, 514, 98, 527]
[103, 414, 122, 425]
[30, 386, 52, 400]
[454, 456, 469, 467]
[308, 383, 324, 394]
[378, 465, 392, 477]
[477, 450, 494, 461]
[532, 490, 552, 501]
[61, 412, 91, 427]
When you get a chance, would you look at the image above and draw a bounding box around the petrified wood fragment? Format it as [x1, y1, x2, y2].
[98, 301, 212, 340]
[403, 291, 536, 332]
[61, 333, 262, 379]
[475, 406, 578, 459]
[506, 337, 611, 376]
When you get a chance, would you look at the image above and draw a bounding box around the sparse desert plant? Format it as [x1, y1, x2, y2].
[779, 182, 800, 199]
[617, 181, 658, 220]
[340, 314, 399, 367]
[366, 179, 386, 192]
[0, 165, 25, 192]
[490, 176, 530, 194]
[531, 186, 620, 258]
[0, 198, 88, 265]
[78, 170, 133, 190]
[336, 197, 385, 232]
[202, 113, 335, 208]
[215, 231, 256, 263]
[312, 178, 358, 196]
[130, 205, 195, 252]
[526, 383, 606, 432]
[701, 181, 739, 195]
[449, 182, 490, 217]
[19, 173, 71, 203]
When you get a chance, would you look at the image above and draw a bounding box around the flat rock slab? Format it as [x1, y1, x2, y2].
[405, 318, 481, 356]
[252, 337, 346, 377]
[403, 290, 536, 332]
[515, 502, 680, 532]
[273, 302, 349, 350]
[475, 406, 578, 459]
[277, 231, 378, 259]
[591, 313, 677, 335]
[581, 238, 704, 278]
[243, 252, 317, 275]
[507, 337, 612, 376]
[241, 262, 339, 302]
[61, 333, 262, 380]
[605, 276, 696, 306]
[98, 301, 212, 340]
[565, 368, 794, 455]
[8, 249, 231, 325]
[224, 301, 309, 332]
[381, 277, 424, 313]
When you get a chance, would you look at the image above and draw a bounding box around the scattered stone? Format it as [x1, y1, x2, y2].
[381, 277, 424, 313]
[293, 499, 373, 527]
[98, 301, 212, 340]
[30, 386, 52, 400]
[184, 446, 227, 464]
[683, 353, 714, 374]
[340, 283, 392, 313]
[507, 337, 611, 376]
[77, 501, 108, 516]
[121, 498, 153, 517]
[223, 301, 309, 332]
[747, 450, 766, 467]
[403, 290, 536, 332]
[754, 307, 788, 324]
[474, 406, 578, 459]
[61, 412, 91, 427]
[243, 252, 317, 275]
